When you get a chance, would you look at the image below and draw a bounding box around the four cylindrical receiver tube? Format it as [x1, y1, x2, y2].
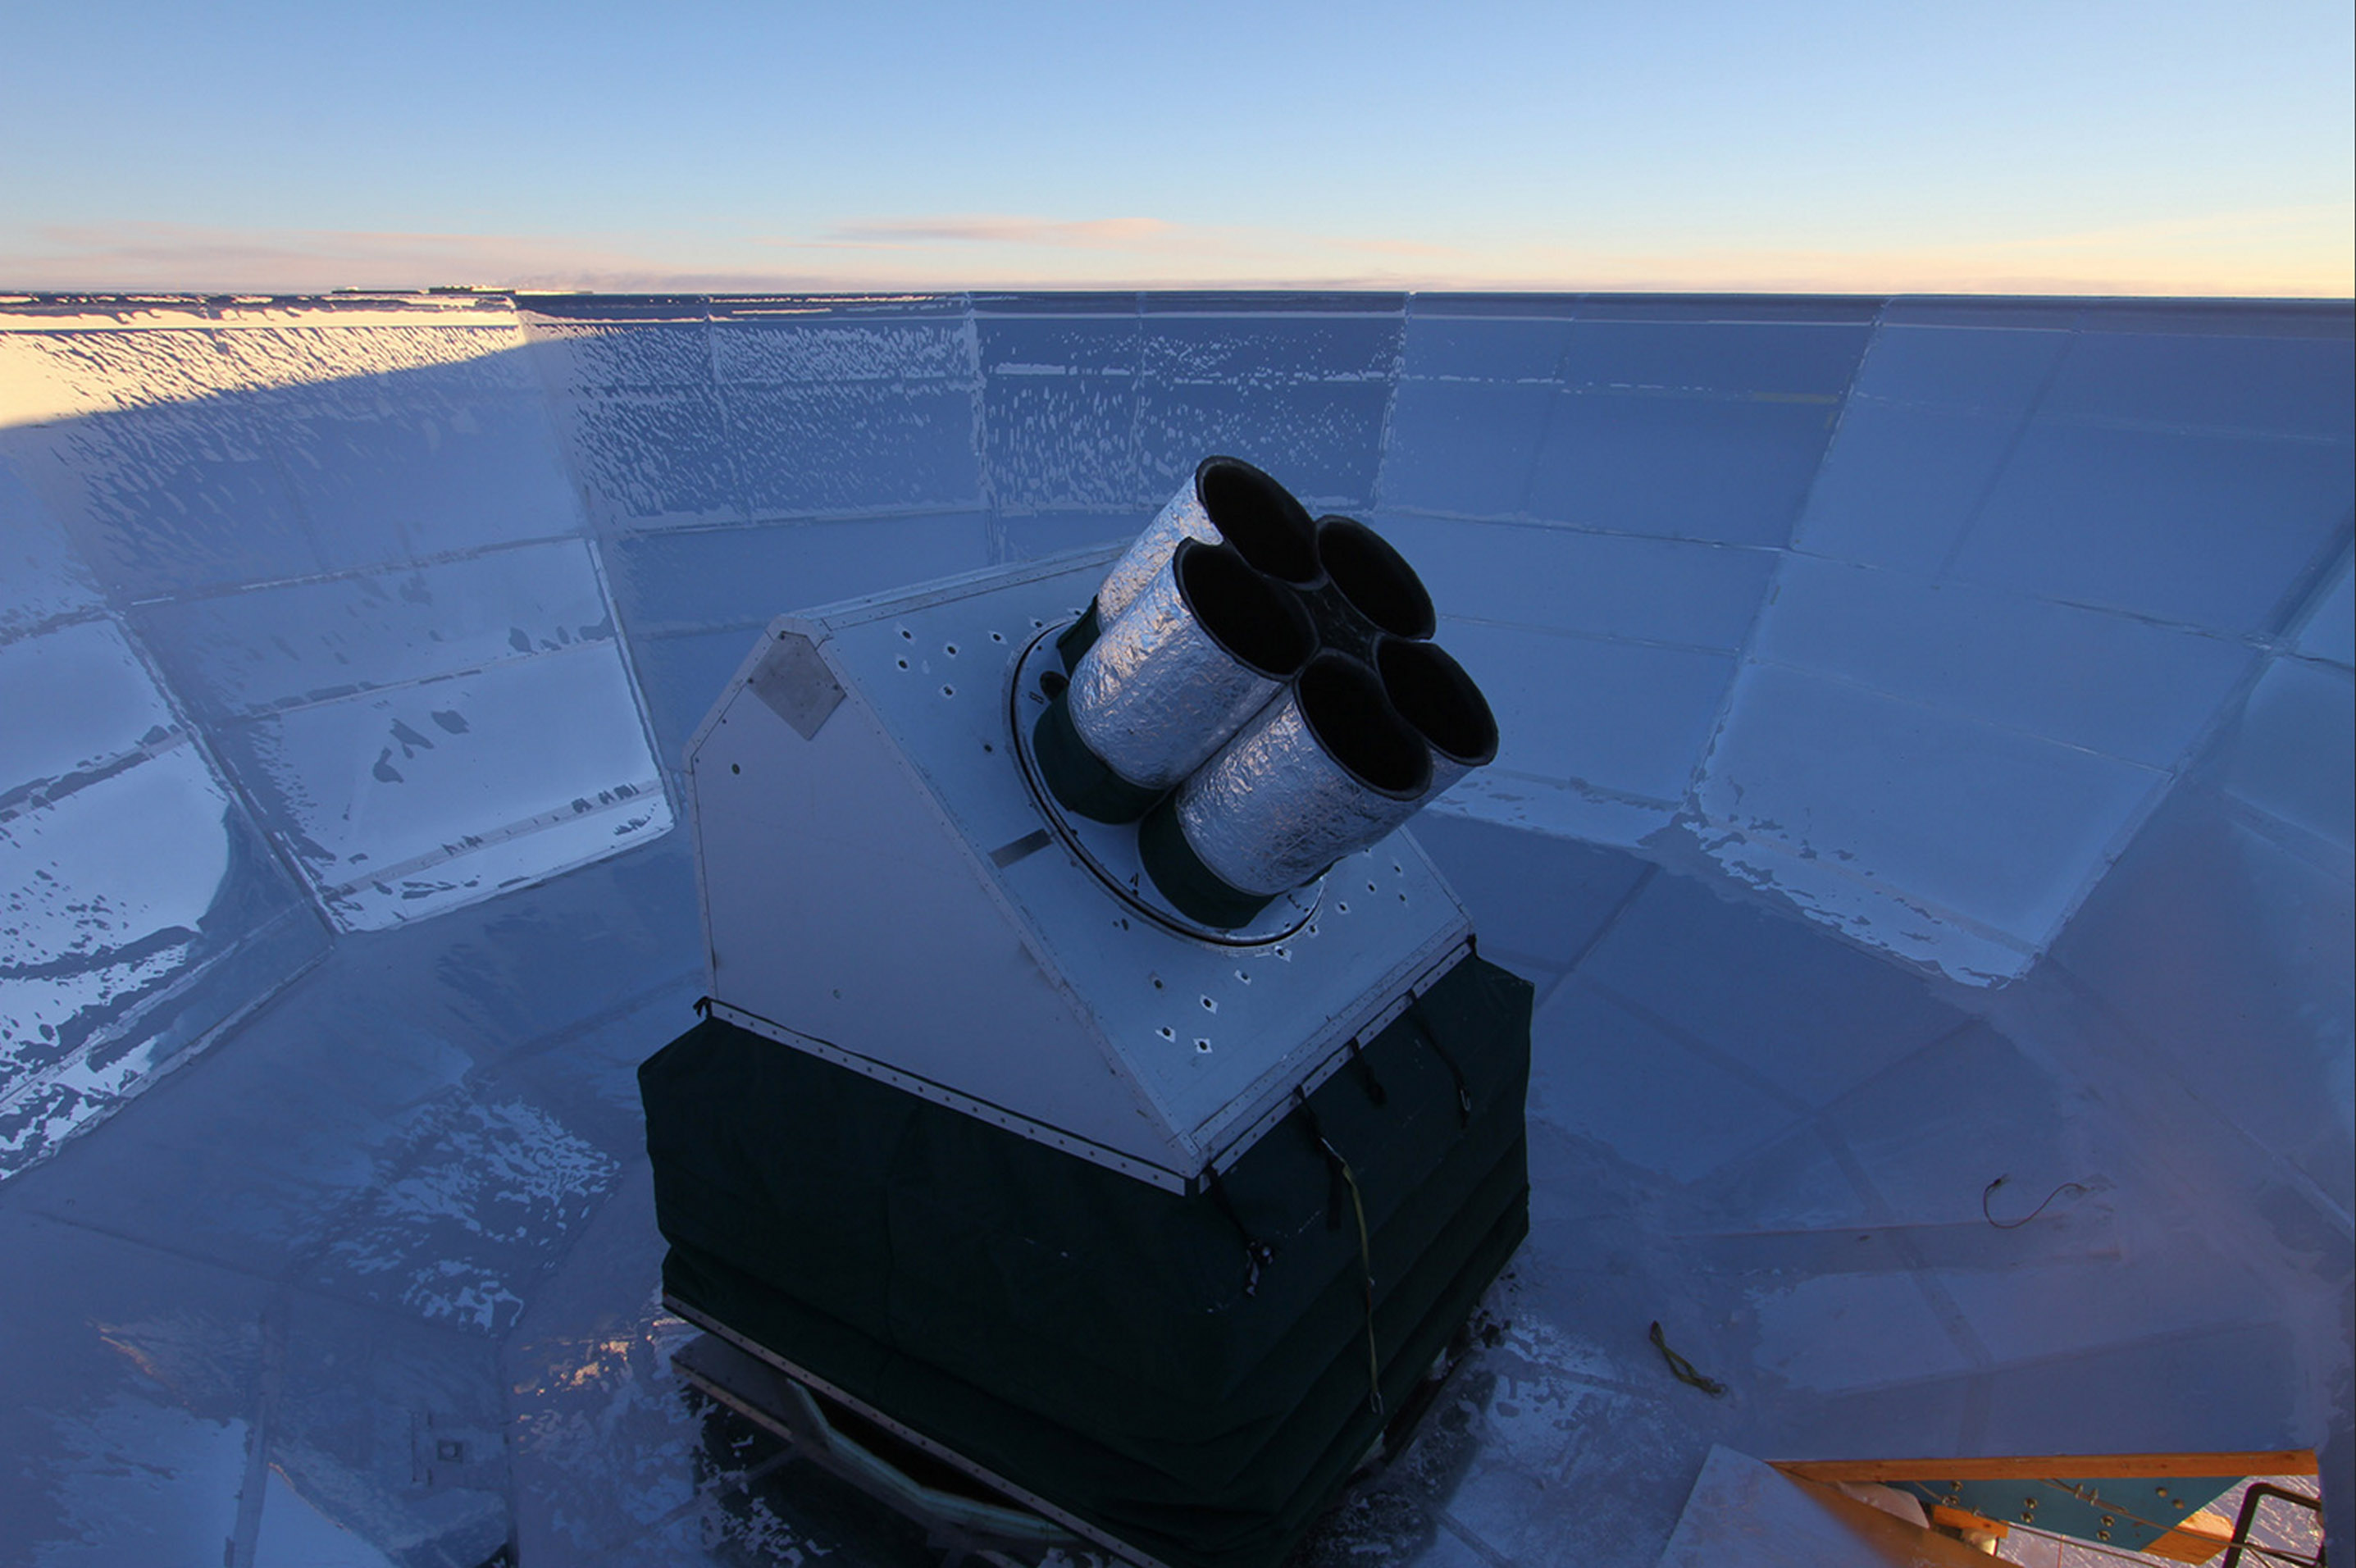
[1033, 454, 1498, 928]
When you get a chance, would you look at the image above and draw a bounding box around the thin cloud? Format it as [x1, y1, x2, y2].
[1341, 236, 1462, 260]
[781, 215, 1467, 264]
[823, 215, 1181, 249]
[5, 211, 2345, 299]
[1974, 202, 2354, 256]
[2, 222, 682, 294]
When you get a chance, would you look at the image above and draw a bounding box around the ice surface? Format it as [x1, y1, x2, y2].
[0, 291, 2348, 1566]
[2, 745, 232, 1042]
[1693, 660, 2170, 974]
[2298, 551, 2355, 668]
[0, 614, 180, 796]
[525, 298, 987, 531]
[2229, 655, 2356, 857]
[1436, 618, 1737, 841]
[0, 609, 327, 1177]
[226, 640, 667, 928]
[1750, 558, 2254, 769]
[0, 458, 100, 640]
[1679, 308, 2356, 982]
[134, 540, 616, 720]
[1379, 517, 1775, 652]
[607, 513, 995, 767]
[1656, 1447, 1991, 1566]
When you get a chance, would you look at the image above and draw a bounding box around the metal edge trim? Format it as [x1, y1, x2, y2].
[709, 1001, 1194, 1194]
[672, 1346, 1075, 1547]
[783, 543, 1125, 637]
[666, 1297, 1173, 1568]
[1199, 932, 1474, 1178]
[684, 763, 718, 1004]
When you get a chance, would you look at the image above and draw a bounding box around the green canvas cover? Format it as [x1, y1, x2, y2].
[641, 954, 1533, 1568]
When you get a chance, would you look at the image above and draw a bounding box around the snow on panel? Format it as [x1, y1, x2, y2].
[220, 642, 667, 931]
[0, 457, 101, 643]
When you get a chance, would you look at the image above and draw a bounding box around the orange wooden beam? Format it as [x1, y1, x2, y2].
[1772, 1451, 2317, 1484]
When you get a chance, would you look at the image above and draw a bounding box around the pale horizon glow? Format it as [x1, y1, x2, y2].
[2, 1, 2349, 299]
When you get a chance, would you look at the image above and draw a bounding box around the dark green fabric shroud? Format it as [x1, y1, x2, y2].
[640, 955, 1533, 1568]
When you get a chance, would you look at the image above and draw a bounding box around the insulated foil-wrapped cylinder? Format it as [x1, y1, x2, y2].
[1307, 516, 1435, 660]
[1096, 456, 1321, 626]
[1142, 653, 1431, 924]
[1035, 539, 1315, 823]
[1376, 636, 1498, 799]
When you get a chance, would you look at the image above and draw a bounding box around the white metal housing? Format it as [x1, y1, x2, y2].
[684, 548, 1474, 1192]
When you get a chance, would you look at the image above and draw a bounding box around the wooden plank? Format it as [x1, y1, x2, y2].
[1662, 1448, 2001, 1568]
[1929, 1504, 2007, 1539]
[2143, 1513, 2235, 1565]
[1772, 1452, 2317, 1484]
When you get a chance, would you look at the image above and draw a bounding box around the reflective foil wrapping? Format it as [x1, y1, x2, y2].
[1422, 749, 1478, 801]
[1067, 558, 1287, 791]
[1094, 475, 1218, 625]
[1175, 693, 1429, 897]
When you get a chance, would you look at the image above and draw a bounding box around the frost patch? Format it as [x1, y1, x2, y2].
[1686, 820, 2038, 986]
[31, 1395, 248, 1566]
[317, 1098, 617, 1334]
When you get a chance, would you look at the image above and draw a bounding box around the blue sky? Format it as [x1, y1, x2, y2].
[2, 0, 2349, 294]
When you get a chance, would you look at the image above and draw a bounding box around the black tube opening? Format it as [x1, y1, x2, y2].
[1196, 456, 1319, 589]
[1298, 653, 1430, 799]
[1176, 540, 1315, 679]
[1316, 517, 1435, 640]
[1376, 638, 1498, 768]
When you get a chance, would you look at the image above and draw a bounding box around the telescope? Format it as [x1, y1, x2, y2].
[642, 455, 1527, 1568]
